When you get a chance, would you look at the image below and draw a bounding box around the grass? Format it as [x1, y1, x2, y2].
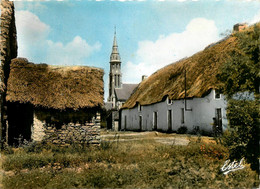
[1, 133, 259, 188]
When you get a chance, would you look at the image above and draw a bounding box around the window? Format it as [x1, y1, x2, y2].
[118, 75, 120, 87]
[138, 104, 142, 112]
[168, 110, 172, 131]
[153, 112, 158, 130]
[181, 108, 185, 124]
[167, 97, 172, 105]
[215, 90, 221, 99]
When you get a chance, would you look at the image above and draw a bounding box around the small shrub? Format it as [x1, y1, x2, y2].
[191, 126, 200, 135]
[200, 129, 213, 137]
[177, 126, 187, 134]
[196, 135, 202, 143]
[2, 144, 14, 154]
[100, 141, 112, 150]
[200, 143, 228, 160]
[23, 141, 48, 153]
[189, 126, 213, 137]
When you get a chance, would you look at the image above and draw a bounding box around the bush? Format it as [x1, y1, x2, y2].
[188, 126, 213, 137]
[200, 129, 213, 137]
[199, 143, 228, 160]
[177, 126, 187, 134]
[191, 126, 200, 135]
[2, 144, 14, 154]
[222, 99, 259, 172]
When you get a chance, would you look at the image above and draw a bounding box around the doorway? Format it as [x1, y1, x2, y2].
[7, 102, 33, 146]
[168, 110, 172, 132]
[153, 112, 158, 130]
[139, 115, 142, 131]
[215, 108, 223, 134]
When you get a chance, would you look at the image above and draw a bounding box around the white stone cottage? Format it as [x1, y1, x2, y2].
[120, 90, 227, 133]
[120, 34, 239, 134]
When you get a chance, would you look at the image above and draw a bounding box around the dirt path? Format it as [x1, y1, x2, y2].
[101, 132, 149, 138]
[101, 131, 190, 145]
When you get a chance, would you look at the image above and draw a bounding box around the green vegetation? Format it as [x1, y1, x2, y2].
[218, 23, 260, 173]
[1, 136, 259, 189]
[222, 99, 259, 172]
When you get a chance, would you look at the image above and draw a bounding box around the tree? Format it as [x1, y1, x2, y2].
[217, 23, 260, 173]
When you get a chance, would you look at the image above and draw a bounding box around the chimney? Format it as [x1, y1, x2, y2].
[233, 23, 248, 32]
[142, 75, 148, 81]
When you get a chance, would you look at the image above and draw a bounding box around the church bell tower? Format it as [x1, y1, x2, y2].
[108, 28, 122, 106]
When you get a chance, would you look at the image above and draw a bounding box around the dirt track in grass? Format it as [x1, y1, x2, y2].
[101, 131, 214, 145]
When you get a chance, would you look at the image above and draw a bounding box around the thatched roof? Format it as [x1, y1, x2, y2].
[6, 58, 104, 110]
[122, 30, 242, 109]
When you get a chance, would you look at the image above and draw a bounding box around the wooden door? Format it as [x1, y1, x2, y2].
[153, 112, 158, 130]
[168, 110, 172, 131]
[139, 115, 142, 131]
[215, 108, 223, 133]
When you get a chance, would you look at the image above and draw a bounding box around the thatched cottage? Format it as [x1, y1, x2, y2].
[120, 33, 242, 134]
[6, 58, 104, 145]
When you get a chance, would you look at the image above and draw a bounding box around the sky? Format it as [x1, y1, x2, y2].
[13, 0, 260, 101]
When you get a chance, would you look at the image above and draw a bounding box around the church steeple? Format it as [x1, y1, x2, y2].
[110, 27, 121, 62]
[108, 28, 122, 105]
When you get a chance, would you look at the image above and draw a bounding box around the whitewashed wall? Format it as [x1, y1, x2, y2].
[31, 115, 46, 142]
[121, 90, 228, 133]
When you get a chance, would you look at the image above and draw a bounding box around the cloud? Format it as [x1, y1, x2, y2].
[46, 36, 101, 65]
[15, 10, 50, 58]
[15, 10, 101, 65]
[14, 1, 47, 12]
[249, 9, 260, 24]
[123, 18, 219, 83]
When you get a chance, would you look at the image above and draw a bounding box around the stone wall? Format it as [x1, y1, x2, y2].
[33, 113, 101, 145]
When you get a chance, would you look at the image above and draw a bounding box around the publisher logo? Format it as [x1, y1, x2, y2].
[221, 158, 245, 175]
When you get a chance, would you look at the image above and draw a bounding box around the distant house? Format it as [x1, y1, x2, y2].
[120, 32, 242, 134]
[115, 84, 138, 109]
[6, 58, 104, 145]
